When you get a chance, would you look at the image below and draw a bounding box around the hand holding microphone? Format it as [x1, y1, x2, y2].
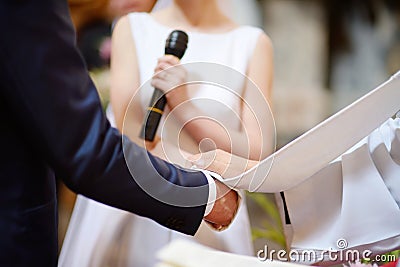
[140, 30, 189, 141]
[152, 56, 190, 110]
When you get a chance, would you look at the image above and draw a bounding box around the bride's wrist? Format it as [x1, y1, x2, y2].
[169, 101, 199, 123]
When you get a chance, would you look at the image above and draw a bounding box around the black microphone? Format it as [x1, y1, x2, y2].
[140, 30, 189, 141]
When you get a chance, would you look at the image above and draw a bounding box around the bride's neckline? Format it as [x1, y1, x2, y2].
[144, 13, 242, 36]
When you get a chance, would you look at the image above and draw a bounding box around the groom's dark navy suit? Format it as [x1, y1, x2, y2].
[0, 0, 209, 266]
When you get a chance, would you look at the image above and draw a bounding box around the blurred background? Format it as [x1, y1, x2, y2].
[59, 0, 400, 261]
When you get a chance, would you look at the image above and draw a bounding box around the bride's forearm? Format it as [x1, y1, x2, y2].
[171, 104, 273, 161]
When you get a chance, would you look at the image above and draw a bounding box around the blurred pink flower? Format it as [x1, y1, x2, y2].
[99, 37, 112, 61]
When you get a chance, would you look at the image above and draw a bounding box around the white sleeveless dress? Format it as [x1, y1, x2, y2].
[59, 13, 265, 267]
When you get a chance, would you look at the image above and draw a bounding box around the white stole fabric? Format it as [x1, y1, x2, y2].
[218, 71, 400, 264]
[283, 118, 400, 264]
[222, 71, 400, 193]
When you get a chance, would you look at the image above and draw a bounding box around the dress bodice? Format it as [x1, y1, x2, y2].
[128, 12, 263, 152]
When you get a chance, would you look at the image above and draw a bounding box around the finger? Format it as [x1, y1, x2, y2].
[154, 68, 184, 84]
[170, 66, 187, 81]
[152, 70, 168, 80]
[152, 69, 175, 83]
[188, 153, 202, 163]
[204, 150, 230, 175]
[162, 65, 187, 78]
[154, 62, 173, 73]
[150, 78, 169, 91]
[156, 56, 180, 69]
[188, 150, 216, 170]
[160, 54, 180, 65]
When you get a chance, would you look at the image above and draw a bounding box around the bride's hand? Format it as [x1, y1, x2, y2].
[151, 55, 189, 110]
[188, 149, 258, 178]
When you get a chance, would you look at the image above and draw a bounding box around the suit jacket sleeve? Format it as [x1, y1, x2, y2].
[0, 0, 209, 235]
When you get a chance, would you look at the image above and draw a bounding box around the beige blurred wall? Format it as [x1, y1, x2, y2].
[263, 0, 331, 147]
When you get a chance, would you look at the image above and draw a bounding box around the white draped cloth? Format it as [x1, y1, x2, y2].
[209, 71, 400, 264]
[282, 118, 400, 264]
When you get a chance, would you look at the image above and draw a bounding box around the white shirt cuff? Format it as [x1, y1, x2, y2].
[199, 170, 219, 217]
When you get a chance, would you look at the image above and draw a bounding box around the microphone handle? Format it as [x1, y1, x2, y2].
[139, 88, 167, 141]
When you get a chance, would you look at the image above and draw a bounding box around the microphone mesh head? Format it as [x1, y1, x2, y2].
[165, 30, 189, 59]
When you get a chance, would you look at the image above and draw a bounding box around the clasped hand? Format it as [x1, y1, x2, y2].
[189, 149, 259, 230]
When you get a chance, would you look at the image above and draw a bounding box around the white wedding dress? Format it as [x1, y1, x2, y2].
[59, 13, 266, 267]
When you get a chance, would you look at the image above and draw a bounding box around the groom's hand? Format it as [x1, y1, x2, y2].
[203, 180, 239, 230]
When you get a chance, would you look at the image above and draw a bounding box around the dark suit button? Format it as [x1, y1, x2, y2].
[174, 220, 184, 230]
[165, 217, 176, 227]
[165, 217, 185, 230]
